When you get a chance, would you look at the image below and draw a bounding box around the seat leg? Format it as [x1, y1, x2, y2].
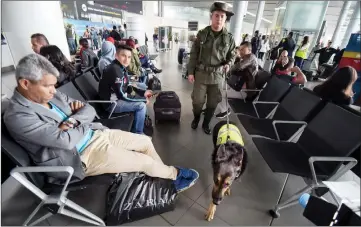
[23, 200, 46, 226]
[63, 198, 106, 226]
[28, 212, 53, 226]
[271, 185, 313, 218]
[60, 208, 104, 226]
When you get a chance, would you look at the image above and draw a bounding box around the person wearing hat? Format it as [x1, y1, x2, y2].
[187, 1, 236, 134]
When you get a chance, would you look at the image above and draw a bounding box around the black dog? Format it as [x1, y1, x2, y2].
[205, 120, 248, 221]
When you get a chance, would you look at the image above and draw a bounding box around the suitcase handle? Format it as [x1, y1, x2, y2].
[161, 110, 174, 115]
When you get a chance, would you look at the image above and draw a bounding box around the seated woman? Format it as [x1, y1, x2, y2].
[272, 54, 307, 85]
[39, 45, 76, 87]
[313, 66, 357, 105]
[98, 41, 116, 76]
[126, 39, 148, 85]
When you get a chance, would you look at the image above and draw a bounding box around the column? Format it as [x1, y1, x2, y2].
[331, 1, 352, 47]
[340, 1, 361, 48]
[158, 1, 164, 17]
[229, 0, 248, 45]
[126, 16, 146, 46]
[253, 1, 265, 33]
[2, 1, 71, 64]
[310, 1, 330, 50]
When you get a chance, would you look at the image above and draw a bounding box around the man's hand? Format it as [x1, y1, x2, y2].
[70, 101, 84, 113]
[224, 64, 230, 74]
[144, 90, 153, 98]
[59, 122, 71, 131]
[188, 74, 195, 83]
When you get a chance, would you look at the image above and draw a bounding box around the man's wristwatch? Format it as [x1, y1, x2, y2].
[65, 117, 78, 127]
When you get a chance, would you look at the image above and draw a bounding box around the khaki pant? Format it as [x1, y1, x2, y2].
[80, 129, 177, 180]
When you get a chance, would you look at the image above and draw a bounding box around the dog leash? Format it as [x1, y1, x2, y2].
[224, 69, 231, 141]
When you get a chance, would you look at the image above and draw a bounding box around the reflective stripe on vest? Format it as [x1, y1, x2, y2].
[216, 124, 244, 146]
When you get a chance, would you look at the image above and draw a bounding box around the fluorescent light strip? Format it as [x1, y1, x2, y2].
[246, 11, 272, 23]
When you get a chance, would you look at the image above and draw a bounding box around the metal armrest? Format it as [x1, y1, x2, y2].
[87, 100, 117, 119]
[252, 101, 279, 118]
[10, 166, 74, 200]
[272, 120, 307, 141]
[309, 156, 358, 185]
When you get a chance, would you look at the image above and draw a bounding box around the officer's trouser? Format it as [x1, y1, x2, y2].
[191, 80, 222, 117]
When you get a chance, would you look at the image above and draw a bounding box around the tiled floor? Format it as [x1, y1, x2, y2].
[1, 46, 329, 226]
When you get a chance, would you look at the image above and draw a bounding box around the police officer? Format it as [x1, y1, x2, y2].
[187, 2, 236, 134]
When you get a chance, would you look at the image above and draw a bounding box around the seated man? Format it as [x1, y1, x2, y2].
[79, 38, 99, 68]
[230, 42, 259, 92]
[4, 54, 199, 192]
[99, 44, 151, 134]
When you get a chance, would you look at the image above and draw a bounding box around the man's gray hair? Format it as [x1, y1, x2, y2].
[15, 54, 59, 82]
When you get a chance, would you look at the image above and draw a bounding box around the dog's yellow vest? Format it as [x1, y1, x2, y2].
[216, 124, 244, 146]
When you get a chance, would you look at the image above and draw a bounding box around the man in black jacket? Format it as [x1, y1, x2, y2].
[251, 30, 260, 56]
[109, 25, 121, 41]
[99, 44, 152, 134]
[314, 41, 338, 66]
[277, 32, 296, 56]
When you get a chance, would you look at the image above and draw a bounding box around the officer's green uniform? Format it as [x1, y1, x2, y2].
[188, 6, 236, 134]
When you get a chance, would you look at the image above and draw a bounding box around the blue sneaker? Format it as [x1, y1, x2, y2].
[174, 167, 199, 193]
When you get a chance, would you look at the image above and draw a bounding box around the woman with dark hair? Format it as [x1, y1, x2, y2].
[294, 36, 310, 68]
[313, 66, 357, 105]
[39, 45, 76, 87]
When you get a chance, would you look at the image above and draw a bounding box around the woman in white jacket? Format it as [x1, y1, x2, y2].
[258, 35, 269, 61]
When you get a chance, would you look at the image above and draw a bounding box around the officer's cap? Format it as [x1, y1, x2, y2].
[210, 1, 234, 17]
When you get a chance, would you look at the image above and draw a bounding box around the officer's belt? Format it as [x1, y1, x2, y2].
[197, 64, 223, 73]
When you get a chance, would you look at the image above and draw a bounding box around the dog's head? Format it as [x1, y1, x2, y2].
[211, 141, 246, 205]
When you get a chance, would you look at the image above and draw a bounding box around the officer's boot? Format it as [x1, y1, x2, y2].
[191, 115, 201, 129]
[202, 108, 215, 135]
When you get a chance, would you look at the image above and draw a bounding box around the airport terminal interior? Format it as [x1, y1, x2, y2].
[1, 0, 361, 226]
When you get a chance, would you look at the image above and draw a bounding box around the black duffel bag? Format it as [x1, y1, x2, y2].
[105, 172, 177, 225]
[148, 75, 162, 91]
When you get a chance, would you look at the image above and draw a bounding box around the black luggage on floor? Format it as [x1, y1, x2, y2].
[105, 172, 177, 225]
[148, 75, 162, 91]
[154, 91, 181, 123]
[178, 48, 185, 64]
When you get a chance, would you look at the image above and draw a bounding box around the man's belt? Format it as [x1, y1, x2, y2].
[197, 64, 223, 73]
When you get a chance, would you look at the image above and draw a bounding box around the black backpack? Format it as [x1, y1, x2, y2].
[148, 75, 162, 91]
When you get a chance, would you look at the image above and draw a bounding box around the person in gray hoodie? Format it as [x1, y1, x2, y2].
[98, 41, 116, 76]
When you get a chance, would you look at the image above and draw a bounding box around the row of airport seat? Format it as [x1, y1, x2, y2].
[228, 76, 361, 218]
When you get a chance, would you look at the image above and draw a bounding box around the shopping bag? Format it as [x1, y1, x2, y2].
[105, 172, 177, 225]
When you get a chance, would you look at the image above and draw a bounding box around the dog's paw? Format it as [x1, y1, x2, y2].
[225, 188, 231, 196]
[205, 204, 216, 221]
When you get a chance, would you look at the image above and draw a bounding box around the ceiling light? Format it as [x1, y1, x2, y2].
[246, 11, 256, 17]
[262, 18, 272, 23]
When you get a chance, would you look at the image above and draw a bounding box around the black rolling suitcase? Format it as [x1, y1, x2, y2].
[154, 91, 181, 123]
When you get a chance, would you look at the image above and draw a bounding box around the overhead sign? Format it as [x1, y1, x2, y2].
[188, 21, 198, 31]
[95, 1, 143, 14]
[77, 1, 122, 19]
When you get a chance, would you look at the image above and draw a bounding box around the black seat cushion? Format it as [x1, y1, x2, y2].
[238, 115, 276, 139]
[238, 113, 308, 141]
[95, 115, 134, 132]
[229, 98, 278, 118]
[253, 137, 330, 179]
